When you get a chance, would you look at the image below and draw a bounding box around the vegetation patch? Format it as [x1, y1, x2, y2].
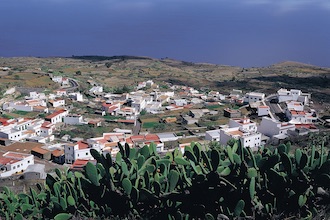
[142, 121, 159, 129]
[206, 104, 222, 110]
[103, 115, 125, 121]
[12, 110, 30, 116]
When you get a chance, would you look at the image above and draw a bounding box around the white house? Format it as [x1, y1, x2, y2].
[220, 127, 262, 149]
[28, 91, 46, 100]
[131, 98, 146, 112]
[64, 141, 98, 164]
[45, 109, 68, 124]
[228, 118, 257, 132]
[277, 88, 311, 105]
[285, 110, 317, 124]
[56, 89, 67, 97]
[244, 92, 265, 104]
[89, 86, 103, 94]
[257, 106, 270, 117]
[69, 92, 84, 102]
[52, 76, 63, 83]
[49, 99, 65, 108]
[257, 116, 296, 138]
[0, 129, 23, 141]
[286, 101, 304, 112]
[61, 77, 70, 87]
[205, 129, 221, 141]
[157, 133, 178, 143]
[63, 114, 84, 125]
[145, 102, 162, 113]
[0, 152, 34, 178]
[116, 107, 137, 117]
[174, 99, 188, 106]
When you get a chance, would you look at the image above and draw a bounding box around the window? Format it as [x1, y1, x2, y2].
[86, 152, 88, 155]
[13, 166, 16, 169]
[28, 160, 30, 163]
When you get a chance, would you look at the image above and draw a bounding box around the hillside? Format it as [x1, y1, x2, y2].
[0, 56, 329, 103]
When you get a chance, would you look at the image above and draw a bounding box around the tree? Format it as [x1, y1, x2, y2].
[140, 109, 147, 116]
[76, 70, 81, 75]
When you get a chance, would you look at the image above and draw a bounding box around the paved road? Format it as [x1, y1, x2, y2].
[133, 119, 141, 135]
[65, 78, 79, 92]
[264, 94, 284, 121]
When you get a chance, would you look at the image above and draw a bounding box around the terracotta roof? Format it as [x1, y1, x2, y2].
[77, 141, 89, 150]
[31, 147, 50, 155]
[41, 121, 53, 128]
[0, 157, 19, 165]
[52, 149, 64, 157]
[3, 142, 44, 154]
[4, 152, 31, 159]
[0, 118, 9, 126]
[71, 159, 95, 170]
[144, 134, 159, 141]
[45, 109, 67, 119]
[290, 110, 306, 115]
[228, 130, 244, 136]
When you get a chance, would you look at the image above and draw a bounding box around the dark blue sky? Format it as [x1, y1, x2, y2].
[1, 0, 329, 67]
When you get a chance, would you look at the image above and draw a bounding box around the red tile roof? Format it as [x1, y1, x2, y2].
[0, 118, 9, 126]
[52, 149, 64, 157]
[41, 121, 53, 128]
[77, 141, 89, 150]
[45, 109, 67, 119]
[31, 147, 50, 155]
[0, 157, 19, 165]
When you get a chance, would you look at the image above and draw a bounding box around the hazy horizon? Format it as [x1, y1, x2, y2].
[1, 0, 329, 67]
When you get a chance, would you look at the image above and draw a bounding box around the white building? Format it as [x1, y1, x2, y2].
[257, 105, 270, 117]
[174, 99, 188, 106]
[45, 109, 68, 124]
[49, 99, 65, 108]
[228, 118, 257, 132]
[131, 98, 146, 112]
[40, 121, 55, 137]
[89, 86, 103, 94]
[0, 129, 23, 141]
[244, 92, 265, 104]
[56, 89, 67, 97]
[220, 127, 262, 149]
[116, 107, 137, 117]
[64, 141, 98, 164]
[285, 110, 317, 124]
[145, 102, 162, 113]
[277, 88, 311, 105]
[28, 91, 46, 100]
[2, 99, 47, 112]
[52, 76, 63, 84]
[0, 152, 34, 178]
[157, 133, 178, 142]
[63, 114, 85, 125]
[69, 92, 84, 102]
[205, 129, 221, 141]
[257, 116, 296, 138]
[286, 101, 304, 112]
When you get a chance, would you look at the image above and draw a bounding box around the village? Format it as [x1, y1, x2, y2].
[0, 71, 326, 180]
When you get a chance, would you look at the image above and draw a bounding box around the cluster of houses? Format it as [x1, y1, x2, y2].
[0, 75, 321, 178]
[206, 88, 318, 147]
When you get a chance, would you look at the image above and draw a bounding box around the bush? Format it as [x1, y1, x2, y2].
[0, 142, 329, 219]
